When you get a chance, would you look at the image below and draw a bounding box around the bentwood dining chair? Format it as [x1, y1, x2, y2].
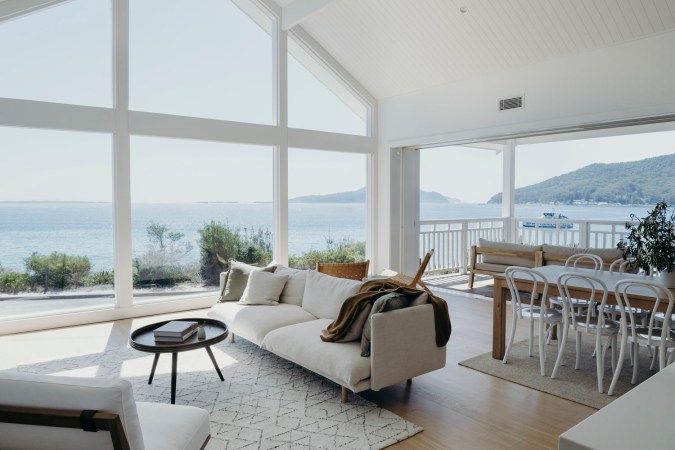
[503, 266, 564, 377]
[551, 272, 619, 393]
[550, 254, 605, 316]
[608, 279, 675, 395]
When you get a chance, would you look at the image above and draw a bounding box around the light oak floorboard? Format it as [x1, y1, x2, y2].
[0, 293, 594, 449]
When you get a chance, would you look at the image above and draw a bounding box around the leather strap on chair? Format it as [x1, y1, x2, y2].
[79, 409, 99, 432]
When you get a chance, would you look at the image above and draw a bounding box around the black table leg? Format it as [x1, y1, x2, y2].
[205, 345, 224, 381]
[171, 352, 177, 404]
[148, 353, 160, 384]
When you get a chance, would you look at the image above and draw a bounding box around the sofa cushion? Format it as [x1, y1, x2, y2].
[238, 270, 289, 305]
[479, 238, 541, 267]
[474, 262, 512, 272]
[361, 292, 409, 357]
[0, 372, 145, 450]
[542, 244, 623, 265]
[136, 402, 210, 450]
[301, 270, 362, 320]
[219, 260, 276, 302]
[275, 267, 307, 306]
[208, 302, 316, 346]
[262, 319, 371, 388]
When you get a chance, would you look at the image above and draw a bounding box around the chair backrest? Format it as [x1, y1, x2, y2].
[614, 279, 675, 344]
[565, 253, 604, 271]
[316, 260, 370, 281]
[388, 249, 434, 288]
[504, 266, 549, 319]
[0, 371, 144, 450]
[557, 272, 609, 327]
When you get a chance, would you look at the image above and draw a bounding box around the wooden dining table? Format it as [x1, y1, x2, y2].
[491, 265, 674, 359]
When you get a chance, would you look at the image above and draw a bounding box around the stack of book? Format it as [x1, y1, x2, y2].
[153, 321, 199, 343]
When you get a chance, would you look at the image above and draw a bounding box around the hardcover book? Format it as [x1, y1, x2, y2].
[153, 321, 198, 338]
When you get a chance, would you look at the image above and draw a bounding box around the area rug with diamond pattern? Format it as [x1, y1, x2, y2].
[12, 338, 422, 449]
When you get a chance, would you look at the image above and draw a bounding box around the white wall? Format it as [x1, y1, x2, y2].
[375, 30, 675, 272]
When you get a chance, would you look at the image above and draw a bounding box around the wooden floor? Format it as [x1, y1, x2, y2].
[0, 289, 595, 449]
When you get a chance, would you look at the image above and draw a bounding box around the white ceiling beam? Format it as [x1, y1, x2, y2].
[281, 0, 334, 30]
[0, 0, 70, 22]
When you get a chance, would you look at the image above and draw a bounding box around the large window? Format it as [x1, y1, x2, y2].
[0, 0, 112, 107]
[288, 37, 368, 136]
[0, 127, 114, 318]
[130, 0, 274, 124]
[287, 149, 367, 268]
[130, 136, 273, 302]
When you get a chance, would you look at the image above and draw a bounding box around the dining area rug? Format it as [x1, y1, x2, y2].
[11, 339, 422, 449]
[460, 337, 657, 409]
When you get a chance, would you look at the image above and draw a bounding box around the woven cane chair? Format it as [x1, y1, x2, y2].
[388, 249, 434, 289]
[316, 260, 370, 281]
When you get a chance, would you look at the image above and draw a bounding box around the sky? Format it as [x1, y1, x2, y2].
[421, 129, 675, 204]
[0, 0, 366, 202]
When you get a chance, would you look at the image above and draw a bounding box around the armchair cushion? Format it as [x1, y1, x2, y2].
[136, 402, 210, 450]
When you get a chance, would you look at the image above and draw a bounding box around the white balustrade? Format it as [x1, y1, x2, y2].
[420, 217, 634, 274]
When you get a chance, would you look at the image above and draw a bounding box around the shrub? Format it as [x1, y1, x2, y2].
[0, 271, 30, 294]
[85, 270, 115, 286]
[134, 222, 196, 287]
[24, 252, 92, 292]
[288, 237, 366, 270]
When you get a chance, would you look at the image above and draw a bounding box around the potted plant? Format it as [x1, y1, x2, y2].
[617, 201, 675, 287]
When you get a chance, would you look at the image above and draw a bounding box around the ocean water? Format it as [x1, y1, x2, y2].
[0, 201, 654, 271]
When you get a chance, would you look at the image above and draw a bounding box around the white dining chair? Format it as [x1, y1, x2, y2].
[549, 254, 604, 316]
[551, 272, 619, 393]
[607, 279, 675, 396]
[503, 266, 564, 377]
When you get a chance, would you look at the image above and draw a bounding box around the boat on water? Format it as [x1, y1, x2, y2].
[523, 212, 574, 229]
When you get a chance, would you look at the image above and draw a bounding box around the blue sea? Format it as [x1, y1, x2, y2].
[0, 202, 655, 271]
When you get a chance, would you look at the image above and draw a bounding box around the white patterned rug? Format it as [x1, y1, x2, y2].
[13, 339, 422, 449]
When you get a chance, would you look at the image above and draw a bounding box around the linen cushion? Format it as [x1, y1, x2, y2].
[474, 262, 512, 272]
[219, 260, 276, 302]
[238, 270, 289, 305]
[208, 302, 316, 346]
[136, 402, 210, 450]
[361, 292, 409, 357]
[542, 244, 623, 266]
[262, 319, 371, 389]
[275, 267, 307, 306]
[0, 371, 145, 450]
[301, 270, 362, 320]
[479, 238, 541, 267]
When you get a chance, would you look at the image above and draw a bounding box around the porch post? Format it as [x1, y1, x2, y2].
[502, 140, 516, 243]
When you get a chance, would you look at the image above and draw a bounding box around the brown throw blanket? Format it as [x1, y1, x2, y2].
[321, 279, 452, 347]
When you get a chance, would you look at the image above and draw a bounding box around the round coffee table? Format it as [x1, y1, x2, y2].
[129, 318, 228, 404]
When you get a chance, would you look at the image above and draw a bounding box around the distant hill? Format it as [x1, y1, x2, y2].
[290, 187, 459, 203]
[488, 153, 675, 205]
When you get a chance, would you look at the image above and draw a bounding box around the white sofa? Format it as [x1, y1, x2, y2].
[0, 371, 211, 450]
[208, 267, 447, 400]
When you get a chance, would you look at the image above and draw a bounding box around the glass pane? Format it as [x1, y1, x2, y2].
[420, 145, 503, 220]
[131, 136, 273, 303]
[288, 149, 367, 268]
[288, 37, 368, 136]
[0, 0, 112, 106]
[0, 127, 114, 318]
[130, 0, 274, 124]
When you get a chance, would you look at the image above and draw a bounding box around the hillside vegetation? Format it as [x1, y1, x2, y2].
[290, 187, 459, 203]
[489, 153, 675, 204]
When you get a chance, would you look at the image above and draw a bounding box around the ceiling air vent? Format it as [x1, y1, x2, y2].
[499, 96, 523, 111]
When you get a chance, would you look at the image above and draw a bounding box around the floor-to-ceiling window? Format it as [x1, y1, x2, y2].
[0, 0, 375, 331]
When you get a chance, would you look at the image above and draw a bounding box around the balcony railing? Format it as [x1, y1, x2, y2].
[420, 217, 633, 274]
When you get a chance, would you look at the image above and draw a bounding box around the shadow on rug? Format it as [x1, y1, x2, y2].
[12, 339, 422, 449]
[460, 337, 658, 409]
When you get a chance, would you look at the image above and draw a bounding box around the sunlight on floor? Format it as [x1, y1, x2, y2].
[49, 365, 101, 377]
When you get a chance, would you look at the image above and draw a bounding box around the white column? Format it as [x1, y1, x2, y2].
[273, 20, 289, 265]
[502, 140, 516, 242]
[401, 147, 421, 275]
[112, 0, 133, 308]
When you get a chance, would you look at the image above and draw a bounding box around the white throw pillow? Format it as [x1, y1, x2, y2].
[275, 268, 307, 306]
[302, 270, 362, 319]
[238, 271, 289, 305]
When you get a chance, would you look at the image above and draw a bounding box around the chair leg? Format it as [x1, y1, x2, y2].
[468, 271, 475, 289]
[539, 319, 546, 377]
[611, 335, 617, 373]
[551, 323, 568, 379]
[502, 312, 519, 364]
[632, 343, 639, 385]
[597, 336, 604, 393]
[575, 332, 582, 370]
[528, 319, 534, 357]
[608, 334, 627, 396]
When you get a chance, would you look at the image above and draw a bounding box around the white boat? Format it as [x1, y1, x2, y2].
[523, 212, 574, 229]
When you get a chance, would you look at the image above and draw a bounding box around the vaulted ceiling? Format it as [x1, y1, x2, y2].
[278, 0, 675, 100]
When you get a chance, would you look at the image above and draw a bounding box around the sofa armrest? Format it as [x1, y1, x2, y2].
[369, 304, 446, 391]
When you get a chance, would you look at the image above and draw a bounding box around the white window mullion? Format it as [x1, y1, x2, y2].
[112, 0, 132, 309]
[273, 18, 289, 265]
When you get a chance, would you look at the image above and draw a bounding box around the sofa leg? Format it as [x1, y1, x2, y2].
[341, 386, 348, 403]
[229, 333, 235, 344]
[468, 271, 475, 288]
